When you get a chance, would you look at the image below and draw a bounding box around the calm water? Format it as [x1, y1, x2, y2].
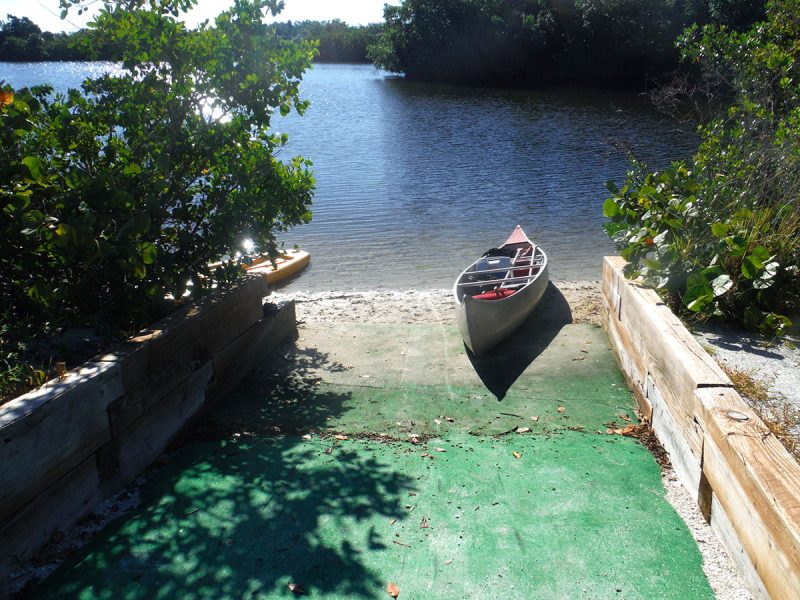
[1, 62, 696, 290]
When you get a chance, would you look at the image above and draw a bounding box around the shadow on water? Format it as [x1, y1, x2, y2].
[467, 283, 572, 401]
[35, 342, 417, 600]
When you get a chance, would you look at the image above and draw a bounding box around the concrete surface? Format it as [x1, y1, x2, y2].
[33, 294, 714, 599]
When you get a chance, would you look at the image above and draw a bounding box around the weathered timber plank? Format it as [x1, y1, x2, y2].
[652, 298, 731, 391]
[606, 258, 729, 398]
[603, 294, 650, 418]
[708, 493, 770, 600]
[206, 301, 298, 405]
[615, 277, 724, 454]
[97, 276, 267, 413]
[0, 362, 123, 522]
[602, 257, 624, 321]
[698, 387, 800, 599]
[648, 375, 702, 501]
[618, 282, 692, 403]
[0, 455, 102, 578]
[603, 255, 627, 276]
[104, 361, 215, 491]
[703, 427, 800, 598]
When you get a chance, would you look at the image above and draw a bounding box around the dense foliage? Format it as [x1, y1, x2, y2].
[369, 0, 766, 86]
[0, 0, 316, 400]
[273, 20, 382, 63]
[603, 0, 800, 335]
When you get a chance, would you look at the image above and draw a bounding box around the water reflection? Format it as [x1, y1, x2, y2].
[0, 61, 123, 90]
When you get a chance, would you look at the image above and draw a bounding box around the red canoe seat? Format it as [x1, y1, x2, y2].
[471, 288, 517, 300]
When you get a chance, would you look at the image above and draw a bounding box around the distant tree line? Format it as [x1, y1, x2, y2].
[0, 15, 380, 63]
[0, 15, 120, 61]
[274, 20, 382, 63]
[368, 0, 768, 87]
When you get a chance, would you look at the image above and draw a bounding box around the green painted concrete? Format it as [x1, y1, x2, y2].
[35, 312, 714, 599]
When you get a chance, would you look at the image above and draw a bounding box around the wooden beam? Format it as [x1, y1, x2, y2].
[97, 275, 267, 413]
[698, 387, 800, 599]
[649, 376, 702, 501]
[0, 362, 123, 521]
[206, 301, 298, 405]
[607, 259, 730, 456]
[603, 290, 651, 419]
[0, 454, 102, 573]
[105, 361, 215, 491]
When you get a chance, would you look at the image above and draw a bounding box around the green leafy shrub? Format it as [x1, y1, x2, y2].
[1, 0, 317, 402]
[604, 0, 800, 336]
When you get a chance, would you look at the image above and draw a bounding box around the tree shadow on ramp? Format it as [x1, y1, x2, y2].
[33, 341, 417, 600]
[467, 282, 572, 400]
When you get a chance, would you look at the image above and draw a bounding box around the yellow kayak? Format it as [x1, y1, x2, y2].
[244, 249, 310, 284]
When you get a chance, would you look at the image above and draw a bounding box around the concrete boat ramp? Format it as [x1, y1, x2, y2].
[34, 293, 714, 599]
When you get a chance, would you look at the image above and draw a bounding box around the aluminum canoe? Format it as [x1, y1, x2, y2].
[453, 225, 549, 356]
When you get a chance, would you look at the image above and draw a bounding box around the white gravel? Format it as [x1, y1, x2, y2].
[694, 322, 800, 437]
[662, 471, 753, 599]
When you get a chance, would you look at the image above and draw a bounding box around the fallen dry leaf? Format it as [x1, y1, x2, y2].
[434, 418, 442, 425]
[444, 559, 453, 565]
[557, 406, 566, 413]
[606, 429, 615, 435]
[513, 451, 522, 459]
[621, 425, 636, 436]
[288, 582, 306, 595]
[619, 414, 632, 422]
[517, 427, 531, 434]
[434, 447, 446, 452]
[531, 415, 539, 422]
[420, 517, 430, 529]
[334, 434, 349, 441]
[301, 434, 312, 440]
[387, 582, 400, 598]
[445, 416, 455, 422]
[572, 356, 585, 361]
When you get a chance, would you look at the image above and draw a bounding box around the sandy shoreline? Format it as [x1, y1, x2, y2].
[271, 280, 604, 326]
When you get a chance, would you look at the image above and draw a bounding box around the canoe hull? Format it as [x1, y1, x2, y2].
[456, 262, 549, 356]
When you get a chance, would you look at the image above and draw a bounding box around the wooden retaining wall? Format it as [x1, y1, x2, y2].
[0, 276, 297, 581]
[603, 256, 800, 599]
